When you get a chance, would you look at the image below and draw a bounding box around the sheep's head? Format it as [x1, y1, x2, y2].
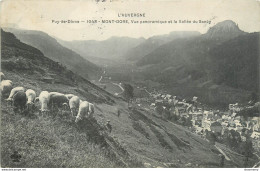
[5, 98, 13, 105]
[27, 101, 34, 105]
[35, 97, 39, 102]
[26, 102, 35, 111]
[89, 108, 94, 115]
[62, 103, 69, 110]
[88, 104, 94, 117]
[39, 109, 49, 115]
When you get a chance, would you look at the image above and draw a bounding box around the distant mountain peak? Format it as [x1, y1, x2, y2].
[206, 20, 244, 38]
[212, 20, 239, 30]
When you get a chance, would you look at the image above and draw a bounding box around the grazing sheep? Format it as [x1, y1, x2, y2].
[38, 91, 50, 115]
[69, 96, 80, 117]
[6, 87, 25, 103]
[75, 101, 90, 123]
[25, 89, 36, 112]
[0, 80, 13, 98]
[48, 92, 69, 111]
[13, 91, 27, 114]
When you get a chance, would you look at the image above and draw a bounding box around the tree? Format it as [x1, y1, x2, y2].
[122, 83, 134, 107]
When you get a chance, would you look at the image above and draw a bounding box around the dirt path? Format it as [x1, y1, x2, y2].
[112, 83, 124, 94]
[144, 88, 152, 96]
[214, 144, 231, 161]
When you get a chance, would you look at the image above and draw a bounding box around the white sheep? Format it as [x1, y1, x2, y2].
[69, 96, 80, 117]
[26, 89, 36, 104]
[0, 80, 13, 97]
[6, 87, 25, 102]
[25, 89, 36, 112]
[38, 91, 50, 115]
[75, 101, 94, 123]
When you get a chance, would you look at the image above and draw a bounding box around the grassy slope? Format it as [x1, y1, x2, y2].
[0, 30, 138, 167]
[1, 103, 117, 168]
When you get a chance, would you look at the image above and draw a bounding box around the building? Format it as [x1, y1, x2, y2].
[190, 112, 203, 121]
[251, 131, 260, 139]
[202, 119, 211, 131]
[251, 117, 260, 131]
[204, 110, 214, 120]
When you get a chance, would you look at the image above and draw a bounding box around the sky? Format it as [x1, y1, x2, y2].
[1, 0, 260, 41]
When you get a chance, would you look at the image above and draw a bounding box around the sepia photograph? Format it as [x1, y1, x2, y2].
[0, 0, 259, 169]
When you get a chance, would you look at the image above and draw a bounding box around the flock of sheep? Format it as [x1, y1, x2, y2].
[0, 72, 94, 123]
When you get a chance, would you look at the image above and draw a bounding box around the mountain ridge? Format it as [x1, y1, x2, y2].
[58, 36, 145, 62]
[125, 31, 201, 61]
[3, 27, 101, 79]
[205, 20, 245, 39]
[130, 20, 257, 105]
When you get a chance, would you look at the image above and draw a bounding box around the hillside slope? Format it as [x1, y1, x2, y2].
[125, 31, 200, 61]
[3, 28, 101, 79]
[58, 36, 145, 61]
[1, 29, 129, 167]
[133, 20, 256, 106]
[1, 30, 253, 168]
[209, 32, 259, 92]
[137, 20, 244, 68]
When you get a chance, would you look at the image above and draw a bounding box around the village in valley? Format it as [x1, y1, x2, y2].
[92, 64, 260, 163]
[129, 85, 260, 157]
[94, 72, 260, 162]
